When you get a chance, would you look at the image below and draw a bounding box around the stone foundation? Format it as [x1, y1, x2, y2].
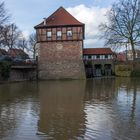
[0, 68, 36, 82]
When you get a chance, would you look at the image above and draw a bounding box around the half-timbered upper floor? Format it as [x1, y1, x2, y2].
[34, 7, 85, 42]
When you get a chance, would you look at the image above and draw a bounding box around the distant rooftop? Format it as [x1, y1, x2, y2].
[0, 49, 8, 55]
[8, 48, 29, 58]
[35, 6, 84, 28]
[83, 48, 113, 55]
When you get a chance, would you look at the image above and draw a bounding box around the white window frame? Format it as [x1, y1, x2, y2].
[57, 31, 62, 37]
[47, 31, 52, 37]
[67, 30, 72, 37]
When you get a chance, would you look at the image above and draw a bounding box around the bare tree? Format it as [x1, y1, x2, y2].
[17, 33, 28, 51]
[0, 1, 9, 25]
[0, 1, 10, 47]
[2, 23, 21, 49]
[0, 25, 4, 46]
[28, 33, 37, 59]
[99, 0, 140, 60]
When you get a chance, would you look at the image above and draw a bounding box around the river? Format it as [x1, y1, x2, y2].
[0, 78, 140, 140]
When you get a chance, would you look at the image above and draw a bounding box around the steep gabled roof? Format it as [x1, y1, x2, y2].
[35, 6, 84, 28]
[83, 48, 113, 55]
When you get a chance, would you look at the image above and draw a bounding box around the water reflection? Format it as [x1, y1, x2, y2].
[85, 78, 116, 102]
[84, 78, 140, 140]
[113, 78, 140, 140]
[0, 78, 140, 140]
[84, 78, 116, 140]
[38, 81, 86, 139]
[0, 82, 39, 140]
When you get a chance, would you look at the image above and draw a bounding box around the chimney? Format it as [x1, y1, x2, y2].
[43, 18, 46, 25]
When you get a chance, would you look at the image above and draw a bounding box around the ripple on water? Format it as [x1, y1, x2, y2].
[0, 79, 140, 140]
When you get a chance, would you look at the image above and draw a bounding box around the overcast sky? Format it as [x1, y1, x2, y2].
[4, 0, 116, 48]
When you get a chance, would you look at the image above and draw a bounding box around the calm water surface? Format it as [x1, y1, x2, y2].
[0, 78, 140, 140]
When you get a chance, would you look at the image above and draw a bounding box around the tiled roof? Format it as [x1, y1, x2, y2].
[0, 49, 8, 55]
[8, 48, 28, 58]
[35, 6, 84, 28]
[83, 48, 113, 55]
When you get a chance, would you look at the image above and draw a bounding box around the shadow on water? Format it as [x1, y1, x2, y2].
[0, 78, 140, 140]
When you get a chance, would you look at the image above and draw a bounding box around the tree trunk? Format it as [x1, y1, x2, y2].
[130, 40, 136, 61]
[33, 44, 36, 59]
[126, 44, 128, 61]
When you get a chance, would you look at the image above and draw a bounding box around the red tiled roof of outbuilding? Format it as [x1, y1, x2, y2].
[83, 48, 113, 55]
[8, 48, 29, 58]
[35, 6, 84, 28]
[0, 49, 8, 55]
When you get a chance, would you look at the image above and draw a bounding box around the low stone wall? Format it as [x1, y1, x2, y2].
[9, 69, 37, 81]
[131, 61, 140, 77]
[0, 68, 37, 82]
[115, 64, 132, 77]
[115, 61, 140, 77]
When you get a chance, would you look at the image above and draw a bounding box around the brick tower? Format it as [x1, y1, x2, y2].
[34, 7, 86, 79]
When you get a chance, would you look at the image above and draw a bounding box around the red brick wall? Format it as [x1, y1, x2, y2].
[37, 41, 86, 79]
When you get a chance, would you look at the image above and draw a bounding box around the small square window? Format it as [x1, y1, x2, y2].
[57, 31, 62, 37]
[67, 30, 72, 37]
[96, 55, 100, 59]
[105, 55, 108, 59]
[88, 55, 91, 59]
[47, 31, 52, 37]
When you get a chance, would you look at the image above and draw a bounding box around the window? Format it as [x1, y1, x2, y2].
[57, 31, 62, 37]
[47, 31, 52, 37]
[105, 55, 108, 59]
[88, 55, 91, 59]
[96, 55, 100, 59]
[67, 30, 72, 37]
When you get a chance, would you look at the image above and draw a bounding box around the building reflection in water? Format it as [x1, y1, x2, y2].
[85, 78, 116, 102]
[111, 78, 140, 140]
[84, 78, 140, 140]
[84, 78, 117, 139]
[0, 78, 140, 140]
[38, 78, 140, 140]
[38, 80, 86, 139]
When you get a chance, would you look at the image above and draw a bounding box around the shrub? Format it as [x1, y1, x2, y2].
[131, 70, 140, 77]
[0, 61, 12, 80]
